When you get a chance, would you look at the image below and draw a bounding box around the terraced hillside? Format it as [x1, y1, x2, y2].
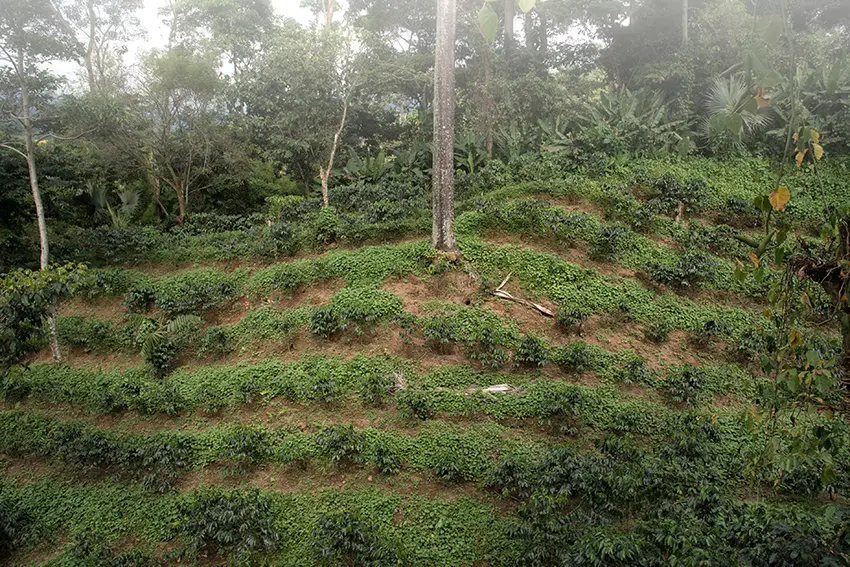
[2, 159, 849, 566]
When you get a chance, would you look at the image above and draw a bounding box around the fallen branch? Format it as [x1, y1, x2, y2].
[491, 273, 554, 318]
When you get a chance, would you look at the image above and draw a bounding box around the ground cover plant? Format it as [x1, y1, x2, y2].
[2, 0, 850, 564]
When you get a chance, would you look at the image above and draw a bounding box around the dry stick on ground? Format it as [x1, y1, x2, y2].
[491, 273, 554, 317]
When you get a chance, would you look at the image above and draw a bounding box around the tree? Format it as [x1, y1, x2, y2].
[431, 0, 539, 253]
[0, 0, 79, 362]
[138, 48, 227, 222]
[67, 0, 143, 92]
[242, 21, 355, 195]
[0, 264, 84, 369]
[174, 0, 274, 81]
[432, 0, 458, 254]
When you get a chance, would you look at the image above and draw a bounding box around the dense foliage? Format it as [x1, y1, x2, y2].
[1, 0, 849, 565]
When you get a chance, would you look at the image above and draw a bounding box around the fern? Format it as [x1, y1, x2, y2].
[140, 315, 202, 365]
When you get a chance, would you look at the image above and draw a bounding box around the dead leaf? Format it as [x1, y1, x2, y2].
[769, 186, 790, 211]
[748, 252, 760, 268]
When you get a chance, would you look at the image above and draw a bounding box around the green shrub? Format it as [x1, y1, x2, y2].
[422, 314, 458, 352]
[360, 371, 396, 406]
[689, 319, 732, 349]
[309, 287, 403, 338]
[132, 433, 196, 493]
[646, 174, 708, 216]
[538, 388, 584, 434]
[77, 267, 143, 297]
[598, 186, 639, 222]
[372, 440, 402, 475]
[422, 306, 518, 368]
[433, 449, 466, 483]
[311, 510, 397, 567]
[643, 250, 719, 289]
[0, 494, 26, 560]
[514, 333, 550, 367]
[485, 453, 534, 499]
[723, 197, 762, 228]
[265, 222, 300, 257]
[154, 279, 236, 317]
[666, 365, 706, 405]
[621, 356, 655, 385]
[395, 390, 435, 420]
[591, 225, 631, 259]
[124, 286, 156, 313]
[312, 206, 340, 246]
[553, 342, 593, 373]
[556, 307, 590, 336]
[644, 321, 674, 343]
[302, 375, 341, 402]
[178, 488, 279, 563]
[57, 315, 116, 351]
[197, 327, 232, 358]
[145, 338, 180, 378]
[314, 424, 364, 465]
[64, 536, 159, 567]
[730, 328, 765, 362]
[217, 426, 274, 467]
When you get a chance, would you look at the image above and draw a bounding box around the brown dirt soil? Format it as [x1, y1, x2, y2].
[26, 348, 142, 370]
[275, 278, 344, 309]
[8, 534, 69, 567]
[133, 257, 266, 277]
[174, 463, 501, 508]
[528, 194, 606, 218]
[59, 297, 127, 321]
[205, 278, 344, 327]
[383, 271, 479, 315]
[580, 326, 702, 369]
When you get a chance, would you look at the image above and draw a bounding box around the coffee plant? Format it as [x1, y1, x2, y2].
[311, 510, 398, 567]
[178, 488, 279, 564]
[314, 424, 364, 465]
[514, 333, 550, 367]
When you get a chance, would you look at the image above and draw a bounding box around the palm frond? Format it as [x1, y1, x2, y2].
[140, 315, 201, 362]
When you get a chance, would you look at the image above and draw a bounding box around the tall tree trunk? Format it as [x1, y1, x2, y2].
[85, 0, 98, 91]
[18, 49, 62, 362]
[324, 0, 335, 27]
[524, 11, 533, 51]
[504, 0, 515, 52]
[839, 217, 850, 387]
[682, 0, 689, 46]
[432, 0, 458, 254]
[175, 183, 187, 224]
[842, 318, 850, 390]
[320, 100, 348, 208]
[481, 46, 493, 157]
[538, 10, 547, 57]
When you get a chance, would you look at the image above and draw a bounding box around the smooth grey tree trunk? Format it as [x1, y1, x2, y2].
[504, 0, 515, 51]
[324, 0, 335, 27]
[85, 0, 98, 91]
[17, 49, 62, 362]
[320, 100, 348, 208]
[432, 0, 458, 254]
[682, 0, 689, 46]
